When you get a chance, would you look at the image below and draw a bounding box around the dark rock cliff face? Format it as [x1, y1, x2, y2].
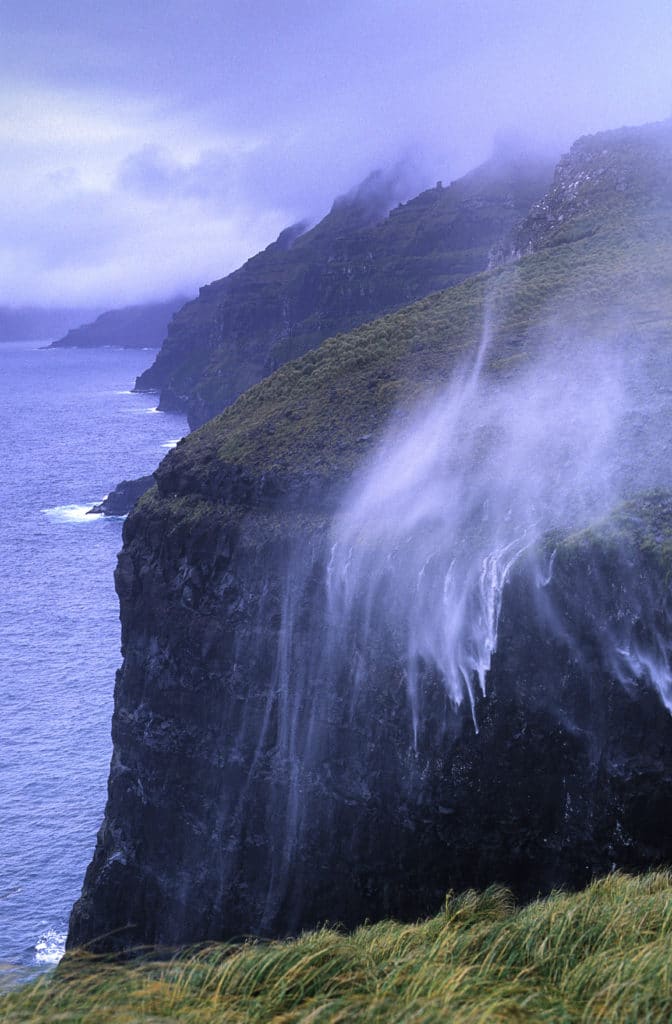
[135, 157, 553, 428]
[68, 470, 672, 952]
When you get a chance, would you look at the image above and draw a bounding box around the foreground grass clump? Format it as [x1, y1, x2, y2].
[5, 872, 672, 1023]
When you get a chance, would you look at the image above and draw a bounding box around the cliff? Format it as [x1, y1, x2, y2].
[135, 155, 553, 427]
[69, 120, 672, 952]
[49, 297, 188, 349]
[69, 491, 672, 951]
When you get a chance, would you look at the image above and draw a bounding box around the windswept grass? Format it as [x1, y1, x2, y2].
[4, 871, 672, 1022]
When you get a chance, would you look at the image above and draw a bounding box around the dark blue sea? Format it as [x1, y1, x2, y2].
[0, 340, 187, 980]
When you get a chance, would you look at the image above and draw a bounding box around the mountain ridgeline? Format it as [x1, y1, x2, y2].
[69, 120, 672, 953]
[135, 155, 554, 427]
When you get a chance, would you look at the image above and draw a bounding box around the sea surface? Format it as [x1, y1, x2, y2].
[0, 340, 187, 981]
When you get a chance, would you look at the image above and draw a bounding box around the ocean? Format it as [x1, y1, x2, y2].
[0, 340, 187, 979]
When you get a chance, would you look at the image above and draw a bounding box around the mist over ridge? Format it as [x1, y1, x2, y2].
[322, 116, 672, 731]
[2, 0, 672, 308]
[137, 143, 555, 427]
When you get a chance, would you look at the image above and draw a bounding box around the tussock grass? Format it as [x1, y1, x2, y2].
[4, 871, 672, 1022]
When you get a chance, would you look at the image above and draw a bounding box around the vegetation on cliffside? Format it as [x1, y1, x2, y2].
[155, 119, 672, 502]
[6, 872, 672, 1022]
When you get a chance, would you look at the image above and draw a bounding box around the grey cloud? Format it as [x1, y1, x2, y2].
[2, 187, 136, 271]
[1, 0, 671, 306]
[117, 145, 234, 204]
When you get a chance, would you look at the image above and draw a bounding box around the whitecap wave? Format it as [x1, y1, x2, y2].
[161, 438, 181, 449]
[41, 504, 101, 523]
[34, 929, 66, 965]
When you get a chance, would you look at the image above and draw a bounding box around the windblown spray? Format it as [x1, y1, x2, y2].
[326, 322, 634, 735]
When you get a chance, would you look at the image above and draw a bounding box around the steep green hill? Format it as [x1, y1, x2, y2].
[136, 154, 553, 426]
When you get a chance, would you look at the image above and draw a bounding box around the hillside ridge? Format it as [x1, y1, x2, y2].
[135, 153, 553, 427]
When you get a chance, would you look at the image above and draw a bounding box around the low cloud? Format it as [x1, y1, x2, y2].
[117, 145, 234, 203]
[1, 0, 671, 307]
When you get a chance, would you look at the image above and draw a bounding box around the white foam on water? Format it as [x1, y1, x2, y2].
[161, 438, 181, 449]
[41, 504, 101, 523]
[123, 404, 161, 415]
[34, 928, 66, 965]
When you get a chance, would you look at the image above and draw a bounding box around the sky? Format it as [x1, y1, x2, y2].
[2, 0, 671, 310]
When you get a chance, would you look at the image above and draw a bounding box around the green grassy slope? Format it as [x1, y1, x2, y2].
[158, 120, 672, 496]
[136, 154, 552, 426]
[5, 872, 672, 1022]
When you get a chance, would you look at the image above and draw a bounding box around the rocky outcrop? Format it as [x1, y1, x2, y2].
[50, 298, 188, 349]
[510, 118, 672, 256]
[135, 156, 553, 428]
[88, 476, 156, 517]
